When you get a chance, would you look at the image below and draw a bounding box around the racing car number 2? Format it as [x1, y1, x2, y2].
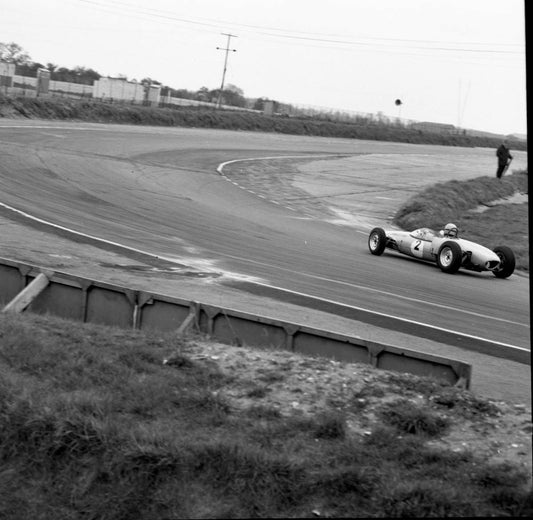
[410, 239, 424, 258]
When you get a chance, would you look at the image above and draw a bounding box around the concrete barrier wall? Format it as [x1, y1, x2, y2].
[13, 74, 37, 88]
[49, 80, 93, 95]
[0, 257, 472, 388]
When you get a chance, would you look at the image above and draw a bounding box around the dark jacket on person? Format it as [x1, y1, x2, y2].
[496, 143, 513, 165]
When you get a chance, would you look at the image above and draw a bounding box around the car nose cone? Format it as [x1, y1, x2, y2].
[485, 260, 500, 270]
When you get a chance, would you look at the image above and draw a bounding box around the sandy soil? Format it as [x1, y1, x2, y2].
[168, 338, 532, 479]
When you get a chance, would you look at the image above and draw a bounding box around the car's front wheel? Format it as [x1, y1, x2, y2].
[437, 241, 462, 273]
[368, 227, 387, 255]
[492, 246, 515, 278]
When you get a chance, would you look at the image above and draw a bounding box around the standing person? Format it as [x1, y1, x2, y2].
[496, 140, 513, 179]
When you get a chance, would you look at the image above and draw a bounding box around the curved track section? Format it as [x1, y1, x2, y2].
[0, 121, 529, 354]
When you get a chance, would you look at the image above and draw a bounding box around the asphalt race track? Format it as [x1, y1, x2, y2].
[0, 121, 529, 357]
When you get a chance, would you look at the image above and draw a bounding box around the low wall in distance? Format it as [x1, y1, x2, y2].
[0, 257, 472, 388]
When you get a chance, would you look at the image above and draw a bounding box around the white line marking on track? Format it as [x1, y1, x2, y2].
[247, 281, 528, 352]
[210, 249, 528, 329]
[1, 200, 527, 346]
[0, 203, 450, 323]
[0, 201, 263, 283]
[217, 157, 374, 235]
[216, 154, 345, 174]
[0, 125, 103, 131]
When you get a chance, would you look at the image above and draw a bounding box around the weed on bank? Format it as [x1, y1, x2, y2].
[0, 312, 531, 519]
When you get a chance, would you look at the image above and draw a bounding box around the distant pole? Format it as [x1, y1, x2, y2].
[216, 33, 237, 109]
[460, 81, 470, 131]
[457, 80, 462, 129]
[457, 79, 470, 131]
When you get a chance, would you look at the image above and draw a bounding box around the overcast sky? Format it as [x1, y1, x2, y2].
[0, 0, 527, 135]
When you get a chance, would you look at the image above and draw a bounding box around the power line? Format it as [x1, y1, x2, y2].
[251, 31, 523, 55]
[77, 0, 523, 48]
[73, 0, 524, 55]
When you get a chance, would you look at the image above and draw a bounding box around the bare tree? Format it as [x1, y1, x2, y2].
[0, 42, 30, 64]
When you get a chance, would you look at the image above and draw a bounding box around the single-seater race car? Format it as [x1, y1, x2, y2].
[368, 223, 515, 278]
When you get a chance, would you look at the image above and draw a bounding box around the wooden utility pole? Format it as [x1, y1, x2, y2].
[216, 33, 237, 109]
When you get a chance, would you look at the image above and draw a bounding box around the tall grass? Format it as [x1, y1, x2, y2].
[1, 311, 531, 518]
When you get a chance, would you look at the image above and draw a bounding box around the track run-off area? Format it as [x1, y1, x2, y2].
[0, 121, 529, 364]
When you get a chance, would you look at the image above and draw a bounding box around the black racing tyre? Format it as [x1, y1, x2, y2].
[437, 241, 462, 273]
[368, 227, 387, 255]
[492, 246, 515, 278]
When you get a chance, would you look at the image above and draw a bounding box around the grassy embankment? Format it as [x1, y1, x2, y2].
[0, 93, 527, 151]
[1, 311, 531, 519]
[393, 171, 529, 271]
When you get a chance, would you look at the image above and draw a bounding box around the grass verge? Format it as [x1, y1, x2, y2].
[0, 93, 527, 151]
[0, 311, 531, 518]
[393, 170, 529, 271]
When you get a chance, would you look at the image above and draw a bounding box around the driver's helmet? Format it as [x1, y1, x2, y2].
[443, 222, 458, 238]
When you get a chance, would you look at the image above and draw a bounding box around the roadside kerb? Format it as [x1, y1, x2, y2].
[0, 256, 471, 388]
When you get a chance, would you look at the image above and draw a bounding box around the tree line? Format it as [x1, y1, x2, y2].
[0, 41, 274, 109]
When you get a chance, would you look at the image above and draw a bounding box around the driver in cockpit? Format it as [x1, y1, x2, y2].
[439, 223, 459, 238]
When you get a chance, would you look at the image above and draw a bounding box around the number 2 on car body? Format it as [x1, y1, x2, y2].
[410, 239, 424, 258]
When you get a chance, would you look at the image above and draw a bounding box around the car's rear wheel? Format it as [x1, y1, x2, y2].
[437, 241, 462, 273]
[368, 227, 387, 255]
[492, 246, 515, 278]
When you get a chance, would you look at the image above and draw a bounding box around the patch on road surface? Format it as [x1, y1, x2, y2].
[99, 262, 222, 278]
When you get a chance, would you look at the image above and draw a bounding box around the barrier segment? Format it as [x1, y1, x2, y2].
[177, 302, 200, 335]
[2, 271, 51, 312]
[0, 257, 472, 388]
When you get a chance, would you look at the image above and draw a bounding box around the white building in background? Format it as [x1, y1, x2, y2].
[93, 77, 160, 105]
[410, 121, 456, 134]
[93, 77, 144, 102]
